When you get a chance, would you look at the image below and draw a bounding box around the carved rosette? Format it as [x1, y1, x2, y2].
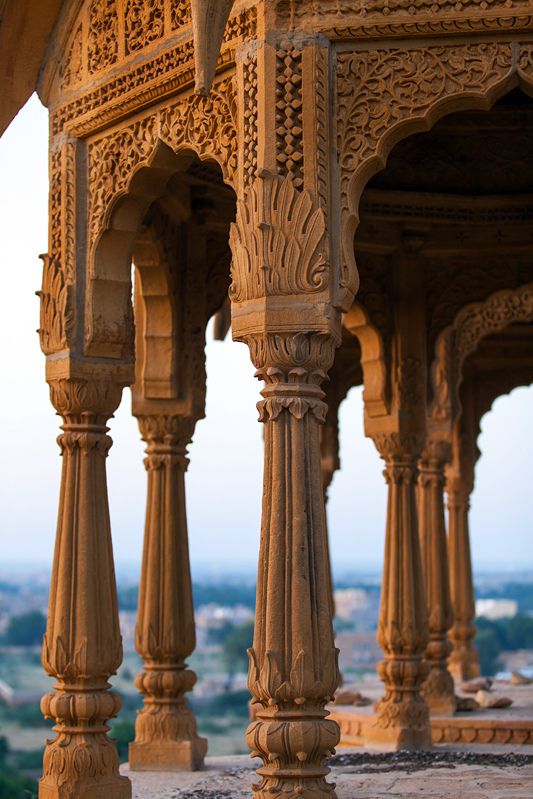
[418, 441, 456, 715]
[130, 414, 206, 771]
[40, 379, 130, 799]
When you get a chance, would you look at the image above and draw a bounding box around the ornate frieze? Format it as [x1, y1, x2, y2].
[52, 5, 256, 137]
[171, 0, 192, 29]
[336, 41, 517, 312]
[275, 0, 533, 40]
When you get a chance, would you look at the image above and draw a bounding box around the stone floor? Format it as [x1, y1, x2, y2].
[122, 747, 533, 799]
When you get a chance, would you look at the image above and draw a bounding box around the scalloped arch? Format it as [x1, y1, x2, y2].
[337, 41, 533, 312]
[430, 281, 533, 433]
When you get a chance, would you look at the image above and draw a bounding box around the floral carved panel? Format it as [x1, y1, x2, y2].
[39, 143, 77, 355]
[88, 0, 119, 73]
[125, 0, 165, 54]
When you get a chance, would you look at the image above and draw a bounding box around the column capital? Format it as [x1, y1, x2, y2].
[49, 377, 124, 424]
[136, 414, 195, 470]
[372, 431, 424, 465]
[245, 331, 337, 423]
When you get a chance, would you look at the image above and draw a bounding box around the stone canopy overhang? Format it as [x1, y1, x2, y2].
[0, 0, 64, 135]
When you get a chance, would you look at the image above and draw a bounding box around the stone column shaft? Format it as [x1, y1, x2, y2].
[40, 379, 131, 799]
[129, 414, 206, 771]
[245, 334, 341, 799]
[447, 490, 480, 681]
[369, 445, 432, 749]
[418, 452, 455, 714]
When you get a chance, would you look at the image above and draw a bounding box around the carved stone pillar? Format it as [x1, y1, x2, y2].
[320, 410, 340, 622]
[447, 486, 480, 681]
[40, 379, 131, 799]
[364, 235, 431, 749]
[446, 385, 480, 682]
[369, 435, 432, 750]
[230, 30, 347, 795]
[129, 414, 206, 771]
[417, 443, 456, 714]
[245, 333, 341, 799]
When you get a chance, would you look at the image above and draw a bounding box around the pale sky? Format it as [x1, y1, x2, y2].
[0, 95, 531, 577]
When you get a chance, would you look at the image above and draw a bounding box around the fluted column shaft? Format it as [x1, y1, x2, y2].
[447, 489, 480, 681]
[129, 414, 206, 771]
[418, 454, 455, 714]
[369, 441, 432, 750]
[40, 379, 131, 799]
[245, 334, 341, 799]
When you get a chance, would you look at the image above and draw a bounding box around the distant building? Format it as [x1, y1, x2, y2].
[334, 589, 369, 621]
[475, 598, 518, 620]
[336, 631, 382, 673]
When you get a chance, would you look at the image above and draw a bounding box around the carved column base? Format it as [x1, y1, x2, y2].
[129, 663, 207, 772]
[129, 738, 207, 772]
[422, 663, 457, 715]
[366, 667, 432, 751]
[247, 708, 339, 799]
[366, 721, 432, 752]
[448, 642, 481, 682]
[40, 776, 131, 799]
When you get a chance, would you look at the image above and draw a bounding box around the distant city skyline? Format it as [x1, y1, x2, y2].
[0, 96, 532, 575]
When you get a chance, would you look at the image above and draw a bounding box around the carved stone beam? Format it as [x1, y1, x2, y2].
[40, 377, 131, 799]
[191, 0, 235, 95]
[129, 410, 207, 771]
[418, 436, 456, 714]
[230, 34, 346, 799]
[365, 233, 431, 750]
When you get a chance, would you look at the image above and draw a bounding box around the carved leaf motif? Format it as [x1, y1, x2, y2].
[229, 174, 328, 303]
